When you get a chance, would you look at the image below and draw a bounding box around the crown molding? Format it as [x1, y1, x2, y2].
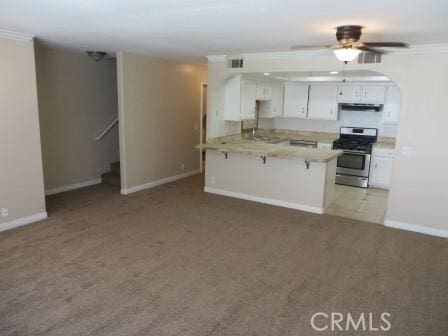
[206, 55, 227, 62]
[207, 43, 448, 62]
[0, 29, 34, 42]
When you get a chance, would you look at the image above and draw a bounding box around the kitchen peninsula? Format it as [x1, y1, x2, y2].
[197, 134, 342, 214]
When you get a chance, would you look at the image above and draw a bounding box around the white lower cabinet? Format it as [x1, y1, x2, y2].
[369, 148, 394, 189]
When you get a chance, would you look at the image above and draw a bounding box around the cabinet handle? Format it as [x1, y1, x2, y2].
[330, 108, 333, 115]
[364, 91, 367, 98]
[375, 163, 378, 169]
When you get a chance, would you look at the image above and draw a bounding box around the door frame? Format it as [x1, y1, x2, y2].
[199, 82, 207, 173]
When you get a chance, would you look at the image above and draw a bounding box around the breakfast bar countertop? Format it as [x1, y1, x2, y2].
[196, 141, 343, 163]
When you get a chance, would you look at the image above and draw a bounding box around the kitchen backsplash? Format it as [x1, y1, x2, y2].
[261, 110, 398, 137]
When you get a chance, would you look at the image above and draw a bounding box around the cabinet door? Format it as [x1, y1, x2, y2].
[283, 82, 309, 118]
[369, 156, 394, 189]
[272, 83, 284, 117]
[241, 79, 257, 120]
[383, 86, 401, 124]
[264, 84, 274, 100]
[259, 83, 284, 118]
[338, 85, 361, 103]
[307, 84, 338, 120]
[255, 81, 266, 100]
[361, 86, 386, 104]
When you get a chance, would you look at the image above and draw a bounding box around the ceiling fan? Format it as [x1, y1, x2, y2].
[291, 25, 408, 63]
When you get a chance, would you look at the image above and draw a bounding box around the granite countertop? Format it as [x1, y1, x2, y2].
[259, 129, 339, 143]
[196, 140, 343, 163]
[374, 137, 396, 150]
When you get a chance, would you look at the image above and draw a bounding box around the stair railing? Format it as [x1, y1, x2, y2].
[95, 117, 118, 141]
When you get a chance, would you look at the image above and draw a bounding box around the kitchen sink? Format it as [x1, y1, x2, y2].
[247, 135, 289, 144]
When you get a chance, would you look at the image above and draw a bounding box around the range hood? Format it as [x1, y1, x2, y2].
[340, 103, 382, 112]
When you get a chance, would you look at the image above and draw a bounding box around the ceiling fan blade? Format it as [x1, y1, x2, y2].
[362, 42, 408, 48]
[290, 44, 332, 50]
[355, 45, 387, 54]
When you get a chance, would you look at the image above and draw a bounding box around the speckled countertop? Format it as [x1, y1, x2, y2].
[199, 130, 395, 162]
[196, 138, 342, 163]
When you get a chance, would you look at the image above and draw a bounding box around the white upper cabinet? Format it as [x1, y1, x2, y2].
[224, 75, 256, 121]
[256, 81, 274, 101]
[282, 82, 309, 118]
[361, 85, 386, 104]
[259, 82, 284, 118]
[338, 85, 360, 103]
[307, 83, 338, 120]
[383, 85, 401, 124]
[241, 79, 257, 120]
[338, 84, 386, 104]
[224, 75, 243, 121]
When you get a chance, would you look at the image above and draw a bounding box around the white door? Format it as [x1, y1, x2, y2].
[283, 82, 309, 118]
[241, 79, 257, 120]
[338, 85, 361, 103]
[361, 86, 386, 104]
[383, 86, 401, 124]
[307, 84, 338, 120]
[369, 156, 394, 189]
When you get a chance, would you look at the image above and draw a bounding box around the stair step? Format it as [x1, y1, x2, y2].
[101, 172, 121, 187]
[111, 161, 120, 175]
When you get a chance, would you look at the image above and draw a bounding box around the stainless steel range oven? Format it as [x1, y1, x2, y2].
[336, 151, 371, 187]
[333, 127, 378, 188]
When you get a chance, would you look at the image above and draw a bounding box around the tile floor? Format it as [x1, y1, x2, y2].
[325, 184, 389, 224]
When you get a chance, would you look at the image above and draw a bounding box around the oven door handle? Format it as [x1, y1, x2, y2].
[342, 150, 369, 155]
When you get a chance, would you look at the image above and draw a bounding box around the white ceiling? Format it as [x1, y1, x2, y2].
[1, 0, 448, 61]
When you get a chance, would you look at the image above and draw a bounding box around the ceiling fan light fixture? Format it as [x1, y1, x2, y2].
[333, 47, 361, 63]
[86, 51, 107, 63]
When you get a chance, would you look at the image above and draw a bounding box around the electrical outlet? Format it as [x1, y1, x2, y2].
[194, 123, 198, 131]
[210, 176, 215, 184]
[1, 208, 8, 217]
[181, 163, 185, 171]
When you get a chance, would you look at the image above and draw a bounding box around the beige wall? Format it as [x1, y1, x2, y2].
[0, 37, 46, 224]
[208, 51, 448, 234]
[35, 46, 119, 191]
[117, 52, 207, 192]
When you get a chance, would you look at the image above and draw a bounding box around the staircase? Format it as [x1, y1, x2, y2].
[101, 161, 121, 187]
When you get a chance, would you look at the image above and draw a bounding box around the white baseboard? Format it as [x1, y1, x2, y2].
[384, 219, 448, 238]
[204, 186, 324, 214]
[45, 178, 102, 196]
[0, 212, 47, 233]
[121, 170, 200, 195]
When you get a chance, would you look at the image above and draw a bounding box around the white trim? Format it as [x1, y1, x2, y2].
[0, 212, 47, 233]
[0, 29, 34, 42]
[206, 55, 227, 62]
[204, 186, 324, 214]
[121, 170, 200, 195]
[384, 219, 448, 238]
[199, 82, 207, 173]
[116, 52, 127, 189]
[45, 178, 102, 196]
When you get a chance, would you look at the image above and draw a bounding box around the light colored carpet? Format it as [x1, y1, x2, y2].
[0, 174, 447, 335]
